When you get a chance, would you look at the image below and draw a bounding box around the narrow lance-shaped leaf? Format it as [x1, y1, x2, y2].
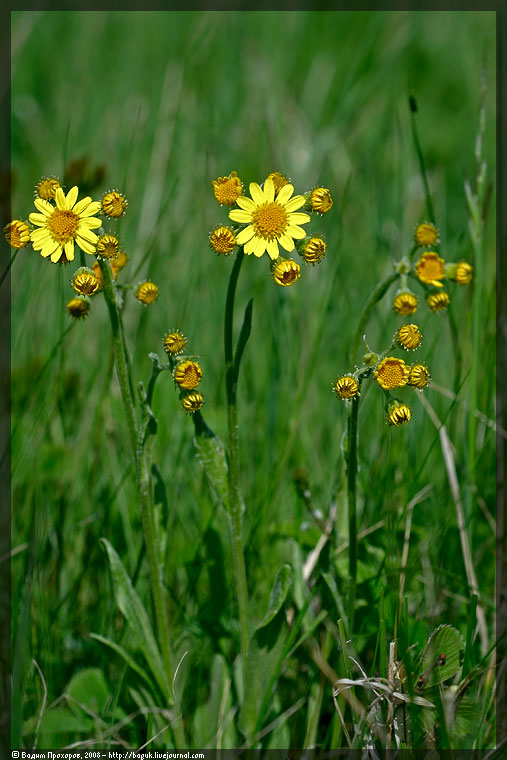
[256, 563, 293, 631]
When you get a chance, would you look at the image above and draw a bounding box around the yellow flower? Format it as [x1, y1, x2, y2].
[29, 186, 102, 263]
[66, 296, 90, 319]
[135, 281, 159, 305]
[455, 261, 473, 285]
[427, 291, 450, 312]
[36, 177, 61, 200]
[333, 375, 359, 399]
[396, 324, 422, 350]
[212, 171, 243, 206]
[374, 357, 410, 390]
[301, 236, 326, 264]
[163, 330, 187, 355]
[409, 364, 430, 390]
[174, 360, 203, 390]
[272, 258, 301, 287]
[71, 267, 100, 296]
[181, 392, 205, 414]
[266, 171, 290, 194]
[113, 251, 129, 271]
[101, 190, 128, 218]
[415, 222, 439, 247]
[209, 226, 237, 255]
[4, 220, 31, 249]
[393, 291, 418, 316]
[308, 187, 333, 214]
[96, 234, 120, 260]
[229, 178, 310, 260]
[415, 252, 445, 287]
[387, 400, 411, 427]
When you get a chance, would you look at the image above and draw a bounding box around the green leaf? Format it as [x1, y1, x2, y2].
[100, 538, 170, 701]
[193, 413, 229, 510]
[23, 707, 93, 736]
[89, 633, 157, 692]
[419, 624, 465, 687]
[65, 667, 109, 714]
[192, 654, 236, 748]
[256, 564, 293, 630]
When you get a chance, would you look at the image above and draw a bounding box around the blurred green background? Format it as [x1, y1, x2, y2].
[10, 10, 496, 750]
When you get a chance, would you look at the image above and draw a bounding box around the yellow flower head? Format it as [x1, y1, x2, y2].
[36, 177, 61, 201]
[266, 172, 290, 194]
[181, 391, 205, 414]
[212, 171, 243, 206]
[333, 375, 359, 400]
[92, 260, 122, 288]
[393, 291, 418, 316]
[427, 291, 450, 312]
[396, 324, 422, 351]
[71, 267, 100, 296]
[135, 281, 159, 305]
[174, 360, 203, 390]
[29, 186, 102, 263]
[374, 357, 410, 390]
[163, 330, 187, 355]
[96, 234, 120, 260]
[415, 222, 439, 247]
[409, 363, 431, 390]
[101, 190, 128, 218]
[4, 220, 31, 249]
[66, 296, 90, 320]
[455, 261, 473, 285]
[272, 258, 301, 287]
[415, 252, 446, 287]
[308, 187, 333, 214]
[387, 400, 412, 427]
[301, 236, 327, 264]
[209, 226, 237, 255]
[229, 177, 310, 260]
[113, 251, 129, 271]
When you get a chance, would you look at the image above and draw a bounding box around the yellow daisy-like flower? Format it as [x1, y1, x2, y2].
[415, 252, 446, 288]
[266, 171, 290, 194]
[393, 291, 418, 316]
[29, 186, 101, 263]
[174, 360, 203, 390]
[396, 324, 422, 351]
[427, 291, 450, 312]
[409, 364, 431, 390]
[374, 357, 410, 390]
[96, 234, 120, 260]
[163, 330, 187, 355]
[387, 400, 411, 427]
[66, 296, 90, 320]
[135, 281, 159, 305]
[36, 177, 61, 200]
[209, 226, 237, 255]
[71, 267, 100, 296]
[309, 187, 333, 214]
[415, 222, 439, 247]
[272, 258, 301, 286]
[455, 261, 473, 285]
[212, 171, 243, 206]
[181, 392, 205, 414]
[301, 236, 326, 264]
[4, 220, 31, 249]
[229, 178, 310, 260]
[333, 375, 359, 400]
[101, 190, 128, 218]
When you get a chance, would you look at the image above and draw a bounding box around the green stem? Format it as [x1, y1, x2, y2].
[346, 385, 361, 632]
[0, 248, 19, 289]
[99, 258, 185, 746]
[224, 251, 250, 664]
[351, 273, 399, 365]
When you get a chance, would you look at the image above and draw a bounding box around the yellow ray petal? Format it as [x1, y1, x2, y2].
[253, 236, 267, 257]
[266, 240, 279, 260]
[55, 188, 66, 210]
[235, 196, 256, 212]
[284, 195, 305, 213]
[249, 183, 264, 205]
[279, 234, 295, 252]
[76, 236, 96, 254]
[263, 178, 275, 203]
[34, 198, 54, 216]
[80, 202, 102, 217]
[64, 240, 75, 260]
[236, 225, 255, 245]
[72, 197, 92, 215]
[229, 209, 251, 223]
[288, 212, 311, 225]
[286, 225, 306, 239]
[276, 184, 294, 205]
[65, 186, 79, 210]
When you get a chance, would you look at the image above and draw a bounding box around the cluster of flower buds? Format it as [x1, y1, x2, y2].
[208, 170, 333, 288]
[332, 325, 430, 427]
[391, 222, 473, 316]
[162, 329, 205, 414]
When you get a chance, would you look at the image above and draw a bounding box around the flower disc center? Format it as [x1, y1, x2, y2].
[47, 210, 79, 243]
[252, 202, 288, 240]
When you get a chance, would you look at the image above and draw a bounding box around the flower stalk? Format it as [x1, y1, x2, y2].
[346, 382, 361, 631]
